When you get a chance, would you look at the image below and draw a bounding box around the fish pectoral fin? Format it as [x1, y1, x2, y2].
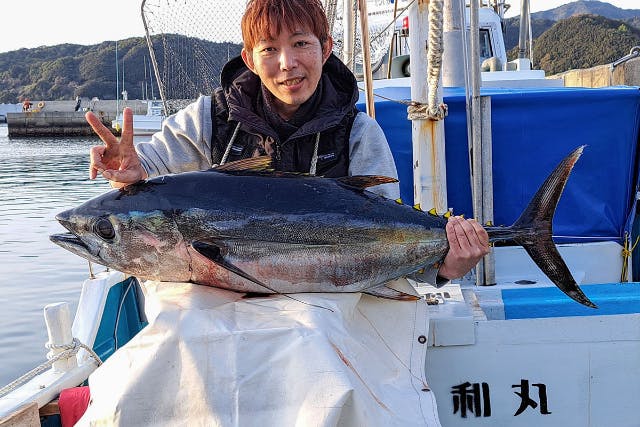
[335, 175, 398, 191]
[363, 278, 421, 301]
[191, 241, 267, 288]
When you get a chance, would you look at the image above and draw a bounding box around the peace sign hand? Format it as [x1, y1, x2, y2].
[86, 107, 148, 188]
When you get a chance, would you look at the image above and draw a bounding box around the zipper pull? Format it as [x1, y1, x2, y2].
[274, 140, 281, 162]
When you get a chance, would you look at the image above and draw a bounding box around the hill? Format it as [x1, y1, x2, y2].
[532, 0, 640, 21]
[504, 0, 640, 55]
[533, 14, 640, 74]
[0, 36, 241, 104]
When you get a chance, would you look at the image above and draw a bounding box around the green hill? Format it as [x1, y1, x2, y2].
[533, 0, 640, 22]
[533, 14, 640, 74]
[0, 36, 241, 103]
[503, 0, 640, 58]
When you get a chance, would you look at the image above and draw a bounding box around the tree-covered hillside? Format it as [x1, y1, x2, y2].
[503, 0, 640, 58]
[0, 36, 241, 103]
[534, 14, 640, 74]
[533, 0, 640, 22]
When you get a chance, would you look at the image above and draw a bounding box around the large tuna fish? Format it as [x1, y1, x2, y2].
[50, 146, 596, 308]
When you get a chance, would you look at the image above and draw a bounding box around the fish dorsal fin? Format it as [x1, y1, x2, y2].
[336, 175, 398, 191]
[214, 156, 272, 172]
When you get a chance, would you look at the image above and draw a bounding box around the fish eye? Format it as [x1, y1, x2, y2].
[93, 218, 115, 240]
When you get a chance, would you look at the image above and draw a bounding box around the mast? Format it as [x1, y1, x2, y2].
[115, 41, 119, 115]
[442, 0, 466, 87]
[469, 0, 496, 286]
[342, 0, 356, 70]
[517, 0, 531, 66]
[358, 0, 375, 117]
[141, 0, 169, 116]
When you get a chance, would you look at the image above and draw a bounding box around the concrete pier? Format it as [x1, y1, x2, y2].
[6, 111, 116, 137]
[549, 56, 640, 88]
[5, 99, 151, 137]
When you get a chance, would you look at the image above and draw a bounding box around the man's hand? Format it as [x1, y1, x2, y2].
[86, 107, 148, 188]
[438, 216, 490, 280]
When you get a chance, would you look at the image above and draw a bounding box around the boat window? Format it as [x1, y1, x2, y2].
[479, 29, 493, 62]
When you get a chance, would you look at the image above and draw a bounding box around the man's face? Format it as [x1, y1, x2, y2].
[241, 27, 333, 120]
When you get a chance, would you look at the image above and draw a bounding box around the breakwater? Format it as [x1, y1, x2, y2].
[7, 111, 115, 137]
[6, 99, 150, 137]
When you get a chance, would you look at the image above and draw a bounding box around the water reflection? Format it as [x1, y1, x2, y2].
[0, 125, 112, 385]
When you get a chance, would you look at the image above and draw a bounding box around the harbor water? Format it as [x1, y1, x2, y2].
[0, 124, 112, 386]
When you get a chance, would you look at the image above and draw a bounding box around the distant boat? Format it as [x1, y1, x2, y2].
[111, 100, 164, 136]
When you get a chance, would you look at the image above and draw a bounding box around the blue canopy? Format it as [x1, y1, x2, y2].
[358, 85, 640, 243]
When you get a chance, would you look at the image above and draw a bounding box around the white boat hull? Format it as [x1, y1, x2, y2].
[426, 309, 640, 426]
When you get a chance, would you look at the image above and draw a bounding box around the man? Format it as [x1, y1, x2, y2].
[85, 0, 488, 284]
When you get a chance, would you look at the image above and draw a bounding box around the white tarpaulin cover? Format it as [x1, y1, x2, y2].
[78, 279, 441, 426]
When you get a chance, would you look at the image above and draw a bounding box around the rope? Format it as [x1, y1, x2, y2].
[426, 0, 447, 120]
[0, 338, 102, 399]
[621, 231, 639, 282]
[407, 102, 448, 121]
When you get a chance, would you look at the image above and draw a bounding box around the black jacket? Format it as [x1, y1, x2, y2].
[210, 54, 359, 177]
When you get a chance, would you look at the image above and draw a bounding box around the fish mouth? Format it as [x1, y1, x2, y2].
[49, 232, 99, 260]
[51, 211, 102, 262]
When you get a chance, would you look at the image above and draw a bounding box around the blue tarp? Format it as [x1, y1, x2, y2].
[358, 85, 640, 243]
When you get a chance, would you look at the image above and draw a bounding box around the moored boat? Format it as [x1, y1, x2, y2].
[111, 100, 164, 136]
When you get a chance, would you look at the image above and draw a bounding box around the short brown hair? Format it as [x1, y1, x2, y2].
[241, 0, 330, 51]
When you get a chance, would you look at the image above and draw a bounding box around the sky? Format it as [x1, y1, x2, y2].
[0, 1, 145, 53]
[0, 0, 638, 53]
[505, 0, 638, 17]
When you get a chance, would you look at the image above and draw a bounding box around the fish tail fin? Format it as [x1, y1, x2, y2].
[508, 146, 597, 308]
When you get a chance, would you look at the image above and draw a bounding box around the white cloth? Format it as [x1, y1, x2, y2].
[78, 281, 441, 426]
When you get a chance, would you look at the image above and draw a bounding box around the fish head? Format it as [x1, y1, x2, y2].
[50, 180, 191, 281]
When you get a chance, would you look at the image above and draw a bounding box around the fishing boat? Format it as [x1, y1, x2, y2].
[111, 100, 164, 136]
[1, 0, 639, 425]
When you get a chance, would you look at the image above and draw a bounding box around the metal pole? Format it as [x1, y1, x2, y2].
[358, 0, 375, 118]
[343, 0, 356, 70]
[469, 0, 486, 285]
[480, 96, 495, 285]
[409, 0, 448, 213]
[386, 0, 400, 79]
[141, 0, 169, 116]
[518, 0, 530, 59]
[115, 41, 119, 115]
[442, 0, 465, 87]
